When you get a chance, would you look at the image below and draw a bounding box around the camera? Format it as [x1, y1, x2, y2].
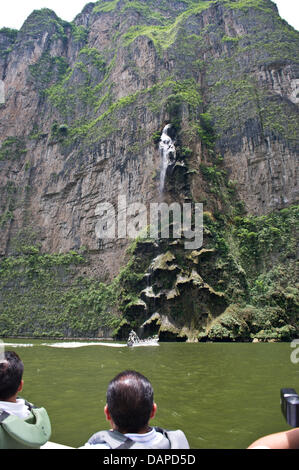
[281, 388, 299, 428]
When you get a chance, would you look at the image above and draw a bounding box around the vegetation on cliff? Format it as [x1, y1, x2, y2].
[0, 199, 297, 341]
[0, 245, 121, 338]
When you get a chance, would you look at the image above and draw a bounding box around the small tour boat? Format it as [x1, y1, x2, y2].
[127, 330, 159, 347]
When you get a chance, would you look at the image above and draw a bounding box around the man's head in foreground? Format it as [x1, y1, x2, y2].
[0, 351, 24, 402]
[105, 370, 157, 434]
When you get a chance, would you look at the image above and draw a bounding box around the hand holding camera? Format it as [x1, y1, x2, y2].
[281, 388, 299, 428]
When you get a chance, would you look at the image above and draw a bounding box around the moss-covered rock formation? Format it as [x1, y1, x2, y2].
[113, 203, 298, 342]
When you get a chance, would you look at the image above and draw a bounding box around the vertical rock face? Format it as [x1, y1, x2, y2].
[0, 0, 298, 340]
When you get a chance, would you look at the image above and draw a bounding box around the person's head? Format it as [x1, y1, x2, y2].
[105, 370, 157, 434]
[0, 351, 24, 401]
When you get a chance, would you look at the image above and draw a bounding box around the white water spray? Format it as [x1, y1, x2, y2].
[42, 342, 126, 348]
[159, 124, 176, 193]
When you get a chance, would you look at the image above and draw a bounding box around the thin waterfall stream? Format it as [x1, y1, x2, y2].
[159, 124, 176, 193]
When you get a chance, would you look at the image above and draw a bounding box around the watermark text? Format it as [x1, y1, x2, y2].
[95, 196, 203, 250]
[290, 339, 299, 364]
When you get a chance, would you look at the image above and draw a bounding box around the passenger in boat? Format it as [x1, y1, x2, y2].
[248, 428, 299, 449]
[80, 369, 190, 449]
[0, 350, 51, 449]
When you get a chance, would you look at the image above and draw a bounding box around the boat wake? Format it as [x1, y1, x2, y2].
[41, 342, 127, 348]
[2, 334, 159, 349]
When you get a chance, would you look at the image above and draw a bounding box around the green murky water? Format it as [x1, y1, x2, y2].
[2, 339, 298, 449]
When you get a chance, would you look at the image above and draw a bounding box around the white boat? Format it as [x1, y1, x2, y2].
[127, 331, 159, 347]
[41, 441, 73, 449]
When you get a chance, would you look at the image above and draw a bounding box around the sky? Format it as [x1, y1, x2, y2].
[0, 0, 298, 31]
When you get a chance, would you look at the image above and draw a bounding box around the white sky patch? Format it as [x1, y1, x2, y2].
[0, 0, 298, 31]
[0, 0, 90, 29]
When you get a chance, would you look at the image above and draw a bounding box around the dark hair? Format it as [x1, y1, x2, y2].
[107, 370, 154, 433]
[0, 351, 24, 400]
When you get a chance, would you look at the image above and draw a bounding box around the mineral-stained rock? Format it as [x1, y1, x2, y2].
[151, 252, 177, 271]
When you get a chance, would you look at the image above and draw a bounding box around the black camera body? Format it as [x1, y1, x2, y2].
[281, 388, 299, 428]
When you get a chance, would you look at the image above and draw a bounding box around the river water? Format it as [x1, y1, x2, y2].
[1, 339, 298, 449]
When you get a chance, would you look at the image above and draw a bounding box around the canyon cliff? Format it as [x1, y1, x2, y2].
[0, 0, 298, 341]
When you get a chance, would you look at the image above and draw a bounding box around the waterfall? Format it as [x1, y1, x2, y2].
[159, 124, 176, 193]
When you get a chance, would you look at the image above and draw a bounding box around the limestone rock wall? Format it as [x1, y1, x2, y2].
[0, 1, 298, 337]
